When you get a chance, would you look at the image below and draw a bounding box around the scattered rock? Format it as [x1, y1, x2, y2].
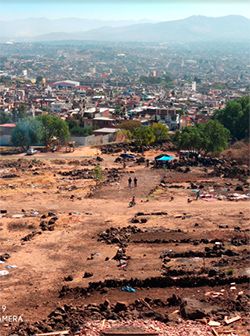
[83, 272, 93, 278]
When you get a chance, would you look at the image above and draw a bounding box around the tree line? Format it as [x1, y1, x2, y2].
[7, 96, 249, 154]
[11, 115, 70, 150]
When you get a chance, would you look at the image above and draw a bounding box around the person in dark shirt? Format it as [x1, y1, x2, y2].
[134, 177, 138, 187]
[196, 189, 200, 200]
[128, 177, 132, 187]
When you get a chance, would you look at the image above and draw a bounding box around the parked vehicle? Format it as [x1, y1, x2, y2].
[120, 153, 136, 159]
[26, 148, 38, 155]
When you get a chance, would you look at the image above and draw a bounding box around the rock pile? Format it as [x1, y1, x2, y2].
[113, 247, 130, 268]
[8, 296, 181, 335]
[0, 158, 44, 169]
[21, 231, 41, 242]
[211, 164, 249, 178]
[59, 274, 249, 300]
[0, 253, 10, 262]
[1, 173, 19, 178]
[103, 168, 121, 184]
[40, 212, 59, 231]
[59, 169, 94, 180]
[98, 226, 142, 246]
[160, 244, 239, 259]
[11, 290, 249, 336]
[100, 142, 172, 154]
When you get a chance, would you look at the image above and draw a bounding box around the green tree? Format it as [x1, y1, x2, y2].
[0, 111, 12, 124]
[173, 120, 229, 154]
[214, 96, 250, 140]
[66, 118, 78, 130]
[151, 123, 169, 143]
[197, 120, 230, 154]
[132, 126, 156, 146]
[173, 126, 203, 151]
[11, 118, 43, 150]
[119, 120, 141, 132]
[70, 125, 93, 136]
[116, 129, 132, 143]
[37, 114, 70, 146]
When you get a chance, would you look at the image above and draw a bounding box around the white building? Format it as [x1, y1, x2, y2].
[192, 81, 197, 92]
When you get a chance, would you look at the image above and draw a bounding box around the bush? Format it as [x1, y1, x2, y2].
[70, 126, 93, 137]
[93, 164, 103, 181]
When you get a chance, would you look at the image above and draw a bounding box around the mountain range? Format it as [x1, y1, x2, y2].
[0, 17, 151, 40]
[1, 15, 250, 43]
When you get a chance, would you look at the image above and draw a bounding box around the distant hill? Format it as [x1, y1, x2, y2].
[36, 15, 250, 43]
[1, 15, 250, 43]
[0, 17, 150, 40]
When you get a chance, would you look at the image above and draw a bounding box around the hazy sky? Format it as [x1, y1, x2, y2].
[0, 0, 249, 21]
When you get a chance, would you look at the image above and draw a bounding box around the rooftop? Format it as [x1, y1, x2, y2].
[93, 128, 119, 133]
[0, 123, 16, 128]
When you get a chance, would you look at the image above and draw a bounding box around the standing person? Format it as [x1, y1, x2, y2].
[134, 176, 138, 187]
[123, 160, 126, 169]
[128, 177, 132, 187]
[132, 195, 135, 205]
[196, 189, 200, 200]
[146, 159, 150, 167]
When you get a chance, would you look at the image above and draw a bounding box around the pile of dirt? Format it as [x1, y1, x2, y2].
[221, 140, 250, 165]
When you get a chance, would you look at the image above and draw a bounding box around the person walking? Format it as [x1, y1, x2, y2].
[134, 177, 138, 187]
[128, 177, 132, 187]
[196, 189, 200, 200]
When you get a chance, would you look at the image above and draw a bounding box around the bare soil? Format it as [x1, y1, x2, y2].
[0, 148, 249, 336]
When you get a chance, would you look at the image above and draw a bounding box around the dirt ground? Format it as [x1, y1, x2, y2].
[0, 147, 249, 336]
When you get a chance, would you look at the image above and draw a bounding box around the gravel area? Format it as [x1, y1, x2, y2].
[80, 320, 214, 336]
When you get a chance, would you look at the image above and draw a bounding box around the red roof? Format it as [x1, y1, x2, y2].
[76, 86, 91, 91]
[0, 123, 16, 128]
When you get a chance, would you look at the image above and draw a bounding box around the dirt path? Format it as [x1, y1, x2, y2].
[94, 167, 164, 201]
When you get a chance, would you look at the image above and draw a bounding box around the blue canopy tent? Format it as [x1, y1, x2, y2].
[157, 155, 174, 162]
[155, 154, 174, 167]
